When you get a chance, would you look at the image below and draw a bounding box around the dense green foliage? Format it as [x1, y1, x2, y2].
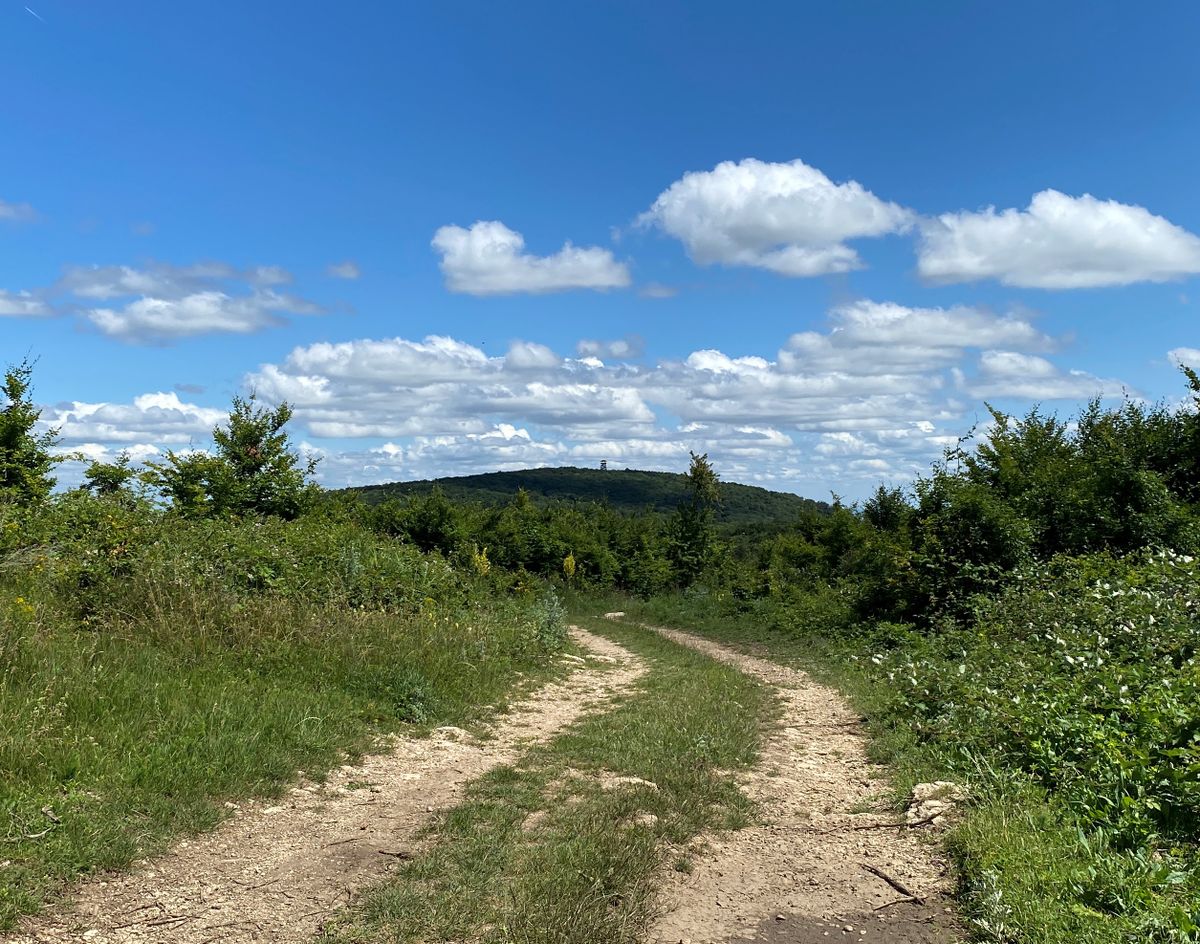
[342, 464, 828, 524]
[866, 551, 1200, 940]
[663, 452, 722, 587]
[350, 453, 782, 597]
[0, 361, 63, 505]
[150, 395, 320, 519]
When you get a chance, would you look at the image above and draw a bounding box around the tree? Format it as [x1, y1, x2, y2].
[373, 487, 462, 554]
[82, 452, 138, 498]
[0, 359, 61, 504]
[151, 395, 318, 519]
[666, 452, 722, 587]
[862, 484, 911, 533]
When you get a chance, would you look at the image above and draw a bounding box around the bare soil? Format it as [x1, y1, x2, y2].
[7, 627, 647, 944]
[632, 622, 961, 944]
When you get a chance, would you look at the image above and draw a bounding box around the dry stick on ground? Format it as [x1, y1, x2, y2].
[861, 863, 926, 905]
[875, 896, 920, 912]
[849, 812, 943, 832]
[109, 913, 194, 931]
[12, 828, 53, 841]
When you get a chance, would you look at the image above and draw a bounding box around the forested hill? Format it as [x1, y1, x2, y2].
[342, 467, 829, 525]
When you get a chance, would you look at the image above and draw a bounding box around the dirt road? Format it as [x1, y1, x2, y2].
[8, 627, 647, 944]
[635, 621, 959, 944]
[10, 618, 960, 943]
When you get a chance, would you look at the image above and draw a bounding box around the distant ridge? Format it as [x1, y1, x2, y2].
[341, 466, 828, 526]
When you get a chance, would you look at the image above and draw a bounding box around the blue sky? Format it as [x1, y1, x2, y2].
[3, 1, 1199, 498]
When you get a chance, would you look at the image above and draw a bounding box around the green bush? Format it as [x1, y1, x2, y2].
[850, 550, 1200, 938]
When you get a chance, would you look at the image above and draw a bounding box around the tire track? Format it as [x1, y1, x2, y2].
[8, 627, 647, 944]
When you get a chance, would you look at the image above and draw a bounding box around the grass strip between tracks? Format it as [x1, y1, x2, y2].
[320, 615, 770, 944]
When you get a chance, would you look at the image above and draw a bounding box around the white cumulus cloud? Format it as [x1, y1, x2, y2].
[47, 392, 226, 445]
[87, 290, 320, 344]
[968, 351, 1125, 399]
[576, 336, 644, 361]
[1168, 347, 1200, 370]
[58, 262, 239, 299]
[52, 261, 323, 343]
[918, 189, 1200, 288]
[638, 158, 912, 276]
[327, 261, 361, 280]
[0, 290, 51, 317]
[432, 220, 630, 295]
[778, 300, 1055, 375]
[57, 299, 1140, 496]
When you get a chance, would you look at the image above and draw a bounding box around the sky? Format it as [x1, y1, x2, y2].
[3, 1, 1199, 500]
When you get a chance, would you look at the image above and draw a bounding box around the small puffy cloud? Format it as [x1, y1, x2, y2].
[638, 158, 912, 276]
[247, 265, 292, 286]
[87, 289, 319, 344]
[918, 189, 1200, 288]
[0, 199, 36, 222]
[576, 336, 644, 361]
[968, 351, 1125, 399]
[245, 334, 655, 442]
[58, 262, 238, 299]
[432, 220, 631, 295]
[0, 289, 51, 317]
[273, 335, 491, 388]
[778, 300, 1053, 375]
[54, 261, 323, 343]
[505, 340, 562, 370]
[327, 260, 362, 280]
[1168, 347, 1200, 369]
[815, 431, 882, 457]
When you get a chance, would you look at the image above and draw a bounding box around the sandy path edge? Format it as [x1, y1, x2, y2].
[7, 626, 647, 944]
[622, 619, 961, 944]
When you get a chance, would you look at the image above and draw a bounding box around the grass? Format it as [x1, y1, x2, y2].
[0, 587, 565, 930]
[319, 615, 770, 944]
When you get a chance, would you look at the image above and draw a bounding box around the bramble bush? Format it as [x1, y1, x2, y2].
[867, 550, 1200, 844]
[856, 550, 1200, 939]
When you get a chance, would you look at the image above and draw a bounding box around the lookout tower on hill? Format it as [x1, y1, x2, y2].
[600, 459, 608, 471]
